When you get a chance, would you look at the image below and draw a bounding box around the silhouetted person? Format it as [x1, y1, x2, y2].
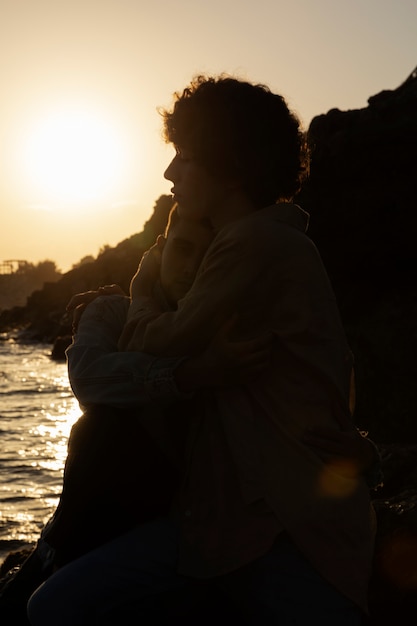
[28, 76, 377, 626]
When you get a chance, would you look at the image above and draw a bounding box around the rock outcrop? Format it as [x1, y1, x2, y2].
[296, 66, 417, 444]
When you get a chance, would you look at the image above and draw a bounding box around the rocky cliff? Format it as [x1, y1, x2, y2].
[296, 67, 417, 444]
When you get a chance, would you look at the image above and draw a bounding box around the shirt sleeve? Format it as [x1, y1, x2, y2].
[66, 295, 188, 409]
[124, 229, 263, 356]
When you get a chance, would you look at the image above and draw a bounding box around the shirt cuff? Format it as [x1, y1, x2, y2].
[144, 356, 194, 403]
[127, 296, 161, 323]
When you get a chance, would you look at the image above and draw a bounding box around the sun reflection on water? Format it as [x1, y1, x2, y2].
[0, 344, 84, 552]
[32, 401, 81, 469]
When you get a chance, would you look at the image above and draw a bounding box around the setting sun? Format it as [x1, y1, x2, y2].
[22, 108, 130, 209]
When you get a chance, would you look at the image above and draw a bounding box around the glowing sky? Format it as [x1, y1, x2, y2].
[1, 0, 416, 272]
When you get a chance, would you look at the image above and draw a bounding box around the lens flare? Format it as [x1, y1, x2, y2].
[316, 458, 359, 498]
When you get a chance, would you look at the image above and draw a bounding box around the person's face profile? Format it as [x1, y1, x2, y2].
[164, 147, 229, 226]
[159, 217, 213, 306]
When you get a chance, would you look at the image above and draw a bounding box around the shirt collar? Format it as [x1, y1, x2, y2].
[262, 202, 310, 233]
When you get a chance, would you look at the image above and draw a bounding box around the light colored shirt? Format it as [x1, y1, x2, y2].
[122, 203, 376, 612]
[67, 295, 187, 410]
[66, 294, 190, 463]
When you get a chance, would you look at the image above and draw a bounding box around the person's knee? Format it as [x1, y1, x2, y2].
[27, 582, 51, 626]
[28, 582, 82, 626]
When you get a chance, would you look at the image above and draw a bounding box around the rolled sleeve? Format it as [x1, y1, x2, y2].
[66, 296, 188, 409]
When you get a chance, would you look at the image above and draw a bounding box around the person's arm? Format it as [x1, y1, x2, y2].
[66, 284, 126, 333]
[120, 228, 264, 355]
[67, 295, 189, 409]
[68, 294, 272, 409]
[119, 226, 383, 485]
[175, 318, 272, 392]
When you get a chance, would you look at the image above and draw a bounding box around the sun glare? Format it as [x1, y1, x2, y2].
[22, 108, 129, 208]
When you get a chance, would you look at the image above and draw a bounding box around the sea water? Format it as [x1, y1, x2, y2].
[0, 335, 80, 564]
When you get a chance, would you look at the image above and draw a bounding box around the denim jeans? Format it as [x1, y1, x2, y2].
[27, 518, 362, 626]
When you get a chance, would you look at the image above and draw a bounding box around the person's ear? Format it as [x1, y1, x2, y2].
[156, 234, 167, 251]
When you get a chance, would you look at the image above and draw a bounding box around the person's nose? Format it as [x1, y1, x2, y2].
[182, 256, 200, 281]
[164, 156, 177, 182]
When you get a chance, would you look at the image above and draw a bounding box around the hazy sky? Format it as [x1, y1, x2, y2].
[1, 0, 416, 272]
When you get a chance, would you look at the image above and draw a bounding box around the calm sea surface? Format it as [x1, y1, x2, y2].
[0, 335, 80, 564]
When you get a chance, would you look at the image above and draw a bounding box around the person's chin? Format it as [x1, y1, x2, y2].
[176, 203, 188, 218]
[177, 204, 206, 222]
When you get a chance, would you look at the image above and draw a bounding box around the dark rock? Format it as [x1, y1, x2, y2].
[0, 547, 43, 626]
[296, 66, 417, 444]
[51, 335, 72, 361]
[367, 443, 417, 624]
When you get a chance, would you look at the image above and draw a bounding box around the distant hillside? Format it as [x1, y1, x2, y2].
[0, 194, 173, 342]
[0, 261, 61, 311]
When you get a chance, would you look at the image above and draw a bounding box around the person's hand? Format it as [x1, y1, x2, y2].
[66, 284, 126, 332]
[303, 408, 378, 476]
[175, 318, 273, 392]
[66, 284, 125, 311]
[129, 243, 162, 300]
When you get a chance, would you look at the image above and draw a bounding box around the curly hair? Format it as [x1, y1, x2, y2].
[161, 75, 309, 208]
